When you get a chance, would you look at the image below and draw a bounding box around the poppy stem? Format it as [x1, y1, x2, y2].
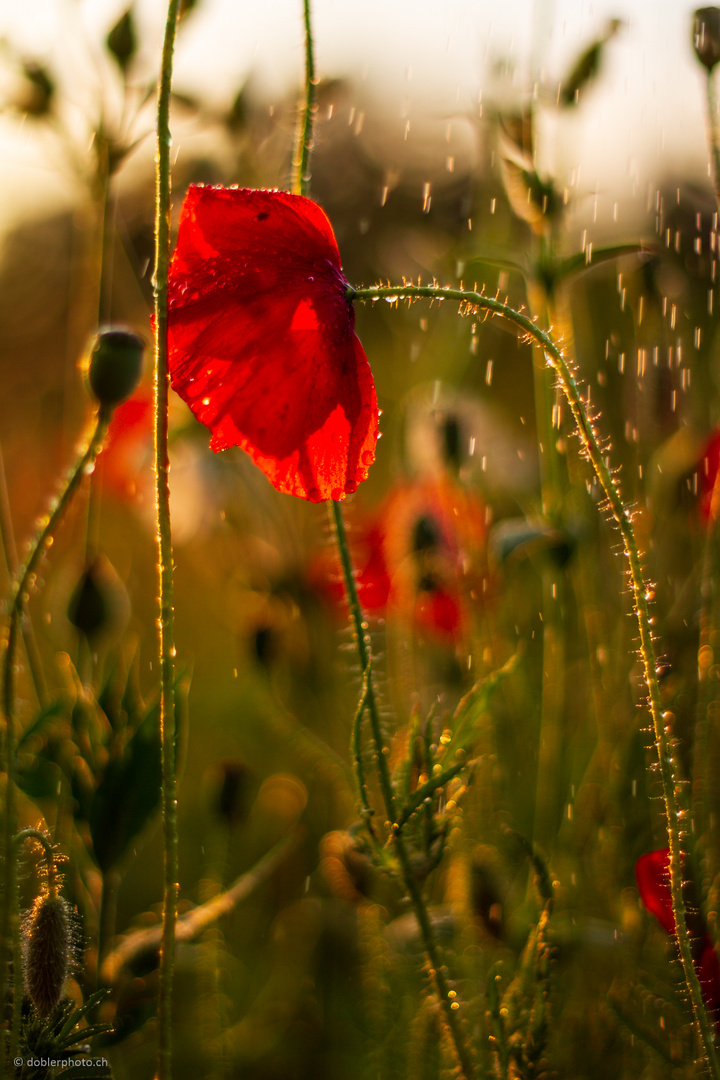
[706, 71, 720, 211]
[292, 0, 317, 199]
[352, 281, 720, 1079]
[0, 407, 110, 1069]
[329, 502, 476, 1080]
[154, 1, 182, 1078]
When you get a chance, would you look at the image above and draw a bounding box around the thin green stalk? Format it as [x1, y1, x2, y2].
[352, 282, 720, 1079]
[154, 1, 182, 1077]
[694, 66, 720, 898]
[351, 662, 377, 836]
[291, 0, 317, 200]
[707, 72, 720, 211]
[0, 408, 109, 1070]
[329, 502, 475, 1079]
[0, 444, 47, 710]
[524, 275, 567, 856]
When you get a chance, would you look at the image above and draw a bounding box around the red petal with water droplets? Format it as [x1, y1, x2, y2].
[167, 185, 378, 501]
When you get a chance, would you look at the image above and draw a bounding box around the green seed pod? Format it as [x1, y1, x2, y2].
[86, 327, 144, 409]
[694, 8, 720, 72]
[23, 893, 71, 1016]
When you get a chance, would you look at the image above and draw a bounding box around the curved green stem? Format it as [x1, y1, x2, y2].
[0, 408, 109, 1070]
[0, 445, 47, 710]
[154, 1, 182, 1077]
[352, 282, 719, 1078]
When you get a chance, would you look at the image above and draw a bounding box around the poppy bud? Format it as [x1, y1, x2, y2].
[106, 9, 137, 72]
[209, 760, 254, 828]
[694, 8, 720, 72]
[86, 328, 144, 409]
[67, 556, 128, 641]
[412, 515, 441, 555]
[441, 413, 462, 471]
[23, 894, 71, 1015]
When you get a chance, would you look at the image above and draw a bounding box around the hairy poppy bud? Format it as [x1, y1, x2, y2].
[23, 894, 71, 1015]
[694, 8, 720, 72]
[87, 328, 144, 409]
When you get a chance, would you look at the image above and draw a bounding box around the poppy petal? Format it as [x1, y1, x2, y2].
[635, 848, 675, 935]
[167, 185, 378, 501]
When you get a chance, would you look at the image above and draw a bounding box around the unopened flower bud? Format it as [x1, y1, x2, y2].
[67, 556, 128, 641]
[694, 8, 720, 72]
[106, 9, 137, 72]
[208, 760, 255, 828]
[23, 894, 71, 1015]
[87, 328, 144, 409]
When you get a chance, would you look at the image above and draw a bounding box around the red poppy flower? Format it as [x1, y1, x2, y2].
[635, 848, 720, 1025]
[166, 185, 378, 502]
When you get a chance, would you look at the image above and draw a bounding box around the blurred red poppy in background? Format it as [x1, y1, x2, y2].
[166, 185, 378, 502]
[700, 426, 720, 522]
[635, 848, 720, 1024]
[99, 389, 154, 502]
[310, 476, 487, 644]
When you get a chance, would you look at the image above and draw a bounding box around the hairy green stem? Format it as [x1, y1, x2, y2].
[154, 1, 182, 1076]
[0, 409, 109, 1070]
[328, 501, 475, 1078]
[694, 64, 720, 905]
[0, 445, 47, 709]
[291, 0, 317, 200]
[351, 282, 719, 1078]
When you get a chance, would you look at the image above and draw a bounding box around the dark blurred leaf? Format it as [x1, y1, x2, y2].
[558, 18, 623, 107]
[15, 748, 62, 799]
[489, 517, 576, 568]
[170, 89, 202, 111]
[179, 0, 201, 18]
[227, 85, 248, 132]
[16, 698, 67, 755]
[88, 673, 187, 872]
[96, 650, 143, 734]
[19, 61, 54, 116]
[556, 242, 658, 285]
[498, 154, 562, 233]
[15, 698, 68, 799]
[106, 9, 136, 72]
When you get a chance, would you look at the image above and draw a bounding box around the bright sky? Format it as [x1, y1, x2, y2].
[0, 0, 713, 235]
